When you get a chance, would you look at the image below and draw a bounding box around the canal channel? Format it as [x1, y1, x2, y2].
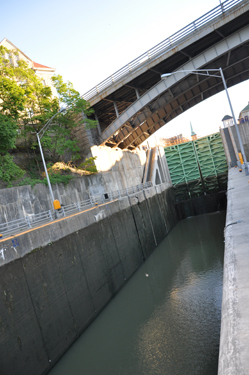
[49, 211, 225, 375]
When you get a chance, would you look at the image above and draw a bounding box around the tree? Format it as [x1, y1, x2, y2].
[0, 114, 18, 152]
[41, 75, 96, 161]
[0, 113, 25, 184]
[0, 45, 96, 184]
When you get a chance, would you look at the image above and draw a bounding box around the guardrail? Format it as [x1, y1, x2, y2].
[0, 181, 153, 238]
[82, 0, 243, 102]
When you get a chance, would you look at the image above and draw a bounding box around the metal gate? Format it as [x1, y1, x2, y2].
[164, 132, 228, 201]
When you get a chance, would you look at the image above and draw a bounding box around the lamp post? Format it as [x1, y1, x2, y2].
[37, 108, 67, 209]
[161, 68, 248, 174]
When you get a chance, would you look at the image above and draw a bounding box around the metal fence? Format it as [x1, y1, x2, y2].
[82, 0, 243, 101]
[0, 181, 153, 238]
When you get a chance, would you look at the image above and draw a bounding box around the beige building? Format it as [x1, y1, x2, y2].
[0, 37, 56, 95]
[238, 103, 249, 124]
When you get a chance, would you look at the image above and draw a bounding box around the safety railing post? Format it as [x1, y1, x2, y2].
[48, 210, 53, 221]
[26, 216, 32, 228]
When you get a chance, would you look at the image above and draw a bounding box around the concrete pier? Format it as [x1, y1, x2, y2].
[218, 168, 249, 375]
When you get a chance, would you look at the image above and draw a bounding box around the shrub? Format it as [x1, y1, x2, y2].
[0, 154, 25, 186]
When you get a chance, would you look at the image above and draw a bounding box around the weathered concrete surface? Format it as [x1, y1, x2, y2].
[0, 184, 177, 375]
[231, 122, 249, 162]
[218, 168, 249, 375]
[0, 150, 146, 224]
[0, 147, 171, 224]
[0, 183, 171, 267]
[221, 122, 249, 165]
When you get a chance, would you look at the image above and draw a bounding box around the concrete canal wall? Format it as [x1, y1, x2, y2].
[0, 183, 178, 375]
[218, 168, 249, 375]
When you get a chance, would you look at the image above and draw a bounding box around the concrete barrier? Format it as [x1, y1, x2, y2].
[0, 185, 177, 375]
[218, 168, 249, 375]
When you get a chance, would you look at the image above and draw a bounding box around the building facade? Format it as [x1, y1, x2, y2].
[0, 38, 56, 95]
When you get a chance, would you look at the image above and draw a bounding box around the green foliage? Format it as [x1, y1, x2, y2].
[46, 173, 74, 186]
[15, 161, 74, 188]
[25, 160, 41, 180]
[0, 114, 18, 152]
[78, 157, 98, 173]
[0, 154, 25, 185]
[51, 75, 96, 129]
[0, 45, 57, 129]
[38, 75, 97, 161]
[17, 174, 74, 188]
[17, 177, 43, 188]
[0, 45, 98, 188]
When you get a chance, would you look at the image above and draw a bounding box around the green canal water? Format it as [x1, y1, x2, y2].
[49, 211, 225, 375]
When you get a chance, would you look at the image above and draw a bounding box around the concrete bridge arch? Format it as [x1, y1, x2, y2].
[84, 0, 249, 150]
[100, 25, 249, 149]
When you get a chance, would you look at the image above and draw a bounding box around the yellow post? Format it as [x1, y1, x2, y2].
[238, 152, 244, 165]
[53, 200, 61, 210]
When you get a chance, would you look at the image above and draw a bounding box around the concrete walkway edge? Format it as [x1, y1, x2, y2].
[218, 168, 249, 375]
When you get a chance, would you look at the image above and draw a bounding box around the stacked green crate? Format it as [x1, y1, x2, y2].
[207, 133, 228, 192]
[164, 132, 228, 201]
[194, 133, 227, 193]
[208, 133, 228, 174]
[164, 142, 200, 185]
[194, 136, 217, 193]
[164, 142, 202, 200]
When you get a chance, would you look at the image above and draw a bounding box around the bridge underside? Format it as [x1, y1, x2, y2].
[89, 6, 249, 150]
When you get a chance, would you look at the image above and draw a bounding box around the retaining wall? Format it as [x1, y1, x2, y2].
[0, 147, 171, 225]
[0, 151, 146, 224]
[0, 183, 177, 375]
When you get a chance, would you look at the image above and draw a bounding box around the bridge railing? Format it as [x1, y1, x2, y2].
[0, 181, 153, 238]
[82, 0, 244, 101]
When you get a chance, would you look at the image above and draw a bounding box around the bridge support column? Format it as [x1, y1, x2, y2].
[94, 113, 102, 136]
[113, 101, 119, 118]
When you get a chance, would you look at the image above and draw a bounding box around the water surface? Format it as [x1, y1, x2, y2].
[49, 212, 225, 375]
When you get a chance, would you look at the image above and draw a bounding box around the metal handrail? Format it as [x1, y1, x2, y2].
[0, 181, 153, 237]
[82, 0, 244, 102]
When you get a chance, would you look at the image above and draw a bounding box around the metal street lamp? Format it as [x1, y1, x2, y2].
[37, 108, 67, 210]
[161, 68, 248, 174]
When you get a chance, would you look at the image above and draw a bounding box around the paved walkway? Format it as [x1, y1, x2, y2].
[218, 167, 249, 375]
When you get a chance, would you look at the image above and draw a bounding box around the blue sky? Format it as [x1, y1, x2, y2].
[1, 0, 248, 139]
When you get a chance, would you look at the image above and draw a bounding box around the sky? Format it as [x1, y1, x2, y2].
[1, 0, 248, 140]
